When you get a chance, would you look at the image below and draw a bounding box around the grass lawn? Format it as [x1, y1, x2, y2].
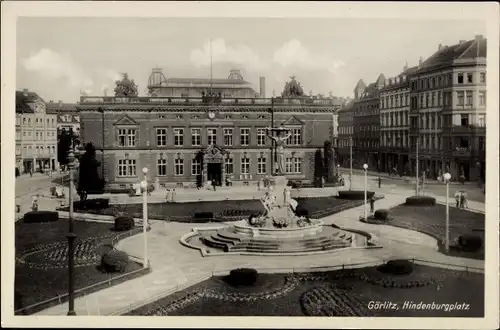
[64, 197, 358, 222]
[127, 264, 483, 317]
[15, 218, 142, 313]
[388, 204, 485, 260]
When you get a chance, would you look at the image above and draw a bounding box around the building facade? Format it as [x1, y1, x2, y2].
[47, 101, 80, 135]
[409, 35, 486, 181]
[78, 95, 339, 190]
[352, 74, 386, 170]
[15, 90, 58, 173]
[379, 64, 417, 174]
[336, 101, 354, 167]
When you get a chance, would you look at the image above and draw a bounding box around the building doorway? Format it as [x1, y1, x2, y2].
[207, 162, 222, 186]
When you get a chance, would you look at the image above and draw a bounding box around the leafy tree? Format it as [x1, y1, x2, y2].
[313, 149, 324, 187]
[57, 129, 73, 168]
[77, 143, 104, 200]
[323, 140, 335, 182]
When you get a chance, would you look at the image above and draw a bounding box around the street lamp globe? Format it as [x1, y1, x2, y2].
[363, 164, 368, 170]
[444, 172, 451, 182]
[142, 167, 148, 175]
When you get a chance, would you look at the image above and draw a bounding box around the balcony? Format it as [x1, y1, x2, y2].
[79, 96, 344, 107]
[442, 125, 486, 135]
[452, 147, 471, 158]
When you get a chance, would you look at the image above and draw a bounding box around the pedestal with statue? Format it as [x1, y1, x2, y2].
[183, 124, 375, 255]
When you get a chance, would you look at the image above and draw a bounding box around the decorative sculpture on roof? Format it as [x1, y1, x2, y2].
[114, 73, 138, 97]
[281, 76, 305, 97]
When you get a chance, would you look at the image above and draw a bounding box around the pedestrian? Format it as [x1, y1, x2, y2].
[29, 169, 33, 177]
[166, 189, 171, 202]
[454, 190, 460, 208]
[378, 176, 381, 188]
[212, 180, 216, 191]
[462, 191, 468, 209]
[369, 196, 375, 213]
[171, 188, 176, 203]
[459, 191, 465, 209]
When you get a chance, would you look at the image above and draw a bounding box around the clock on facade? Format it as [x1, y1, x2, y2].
[208, 111, 216, 120]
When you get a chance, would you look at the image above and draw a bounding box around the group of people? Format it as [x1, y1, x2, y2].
[454, 190, 468, 209]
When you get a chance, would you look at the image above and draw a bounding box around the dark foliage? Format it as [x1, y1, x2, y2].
[57, 128, 73, 166]
[313, 149, 324, 187]
[77, 143, 104, 199]
[114, 216, 135, 231]
[194, 212, 214, 222]
[73, 198, 110, 211]
[374, 209, 390, 220]
[377, 259, 414, 275]
[458, 235, 483, 252]
[323, 140, 335, 183]
[100, 250, 130, 273]
[226, 268, 259, 286]
[405, 196, 436, 206]
[338, 190, 375, 200]
[23, 211, 59, 223]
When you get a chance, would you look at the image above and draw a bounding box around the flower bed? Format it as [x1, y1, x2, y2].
[405, 196, 436, 206]
[337, 190, 375, 200]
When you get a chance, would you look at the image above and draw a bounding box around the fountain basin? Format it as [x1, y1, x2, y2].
[233, 219, 324, 238]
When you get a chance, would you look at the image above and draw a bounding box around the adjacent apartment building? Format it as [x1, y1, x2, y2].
[15, 90, 58, 174]
[409, 35, 486, 181]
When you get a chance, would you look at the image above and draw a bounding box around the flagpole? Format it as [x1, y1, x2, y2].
[210, 38, 213, 93]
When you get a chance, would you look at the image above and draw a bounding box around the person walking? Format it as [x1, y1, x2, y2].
[454, 190, 461, 208]
[378, 176, 382, 188]
[212, 180, 216, 191]
[369, 196, 375, 213]
[462, 191, 468, 209]
[459, 191, 465, 209]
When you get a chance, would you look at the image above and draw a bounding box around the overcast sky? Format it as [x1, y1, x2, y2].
[16, 17, 486, 102]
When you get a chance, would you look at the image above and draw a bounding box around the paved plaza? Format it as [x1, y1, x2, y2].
[28, 175, 485, 316]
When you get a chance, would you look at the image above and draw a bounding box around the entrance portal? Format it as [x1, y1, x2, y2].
[207, 163, 222, 186]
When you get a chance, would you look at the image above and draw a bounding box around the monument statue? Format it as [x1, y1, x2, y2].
[114, 73, 138, 97]
[266, 125, 292, 175]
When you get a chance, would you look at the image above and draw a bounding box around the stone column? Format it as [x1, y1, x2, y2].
[221, 158, 226, 186]
[203, 156, 208, 184]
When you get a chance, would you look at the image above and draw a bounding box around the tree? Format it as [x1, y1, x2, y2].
[77, 143, 104, 200]
[313, 149, 324, 187]
[323, 140, 336, 182]
[57, 129, 73, 168]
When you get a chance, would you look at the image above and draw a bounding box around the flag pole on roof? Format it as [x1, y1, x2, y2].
[210, 38, 213, 93]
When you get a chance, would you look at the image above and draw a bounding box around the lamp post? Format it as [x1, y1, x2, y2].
[363, 163, 368, 221]
[337, 164, 340, 178]
[349, 137, 353, 190]
[140, 167, 149, 269]
[66, 146, 78, 316]
[443, 172, 451, 252]
[415, 140, 419, 196]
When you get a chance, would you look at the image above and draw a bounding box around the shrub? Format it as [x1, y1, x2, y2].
[114, 216, 135, 231]
[50, 186, 57, 196]
[226, 268, 259, 286]
[377, 259, 413, 275]
[405, 196, 436, 206]
[338, 190, 375, 200]
[374, 209, 389, 220]
[100, 250, 129, 273]
[74, 198, 110, 210]
[23, 211, 59, 223]
[193, 212, 214, 222]
[458, 234, 483, 252]
[295, 207, 309, 218]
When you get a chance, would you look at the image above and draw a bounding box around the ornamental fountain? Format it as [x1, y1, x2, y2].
[181, 125, 375, 255]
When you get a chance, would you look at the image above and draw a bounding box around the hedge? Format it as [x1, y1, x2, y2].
[338, 190, 375, 200]
[114, 216, 135, 231]
[193, 212, 214, 222]
[295, 207, 310, 218]
[73, 198, 110, 210]
[377, 259, 413, 275]
[458, 234, 483, 252]
[23, 211, 59, 223]
[100, 250, 129, 273]
[405, 196, 436, 206]
[226, 268, 259, 286]
[374, 209, 390, 221]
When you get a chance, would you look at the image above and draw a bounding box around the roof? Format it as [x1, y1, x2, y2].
[164, 78, 251, 85]
[353, 79, 367, 92]
[46, 102, 78, 113]
[418, 36, 486, 72]
[375, 73, 387, 86]
[15, 90, 43, 113]
[338, 100, 355, 112]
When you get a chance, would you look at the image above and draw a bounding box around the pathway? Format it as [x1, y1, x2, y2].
[34, 189, 485, 316]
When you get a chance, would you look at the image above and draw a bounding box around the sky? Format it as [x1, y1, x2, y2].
[16, 17, 486, 102]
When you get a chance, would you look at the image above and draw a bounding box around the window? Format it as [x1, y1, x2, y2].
[460, 114, 469, 126]
[174, 128, 184, 146]
[241, 157, 250, 174]
[480, 72, 486, 83]
[223, 128, 233, 146]
[28, 118, 31, 125]
[438, 91, 442, 106]
[191, 157, 201, 176]
[16, 131, 21, 140]
[285, 158, 293, 173]
[467, 73, 473, 83]
[420, 94, 424, 108]
[156, 128, 167, 146]
[174, 158, 184, 175]
[207, 128, 217, 145]
[425, 93, 429, 108]
[479, 91, 486, 106]
[52, 146, 56, 154]
[465, 91, 473, 106]
[293, 157, 302, 173]
[118, 159, 137, 177]
[431, 92, 436, 106]
[257, 156, 267, 174]
[157, 157, 167, 176]
[288, 128, 302, 146]
[225, 156, 233, 175]
[457, 91, 464, 106]
[23, 118, 26, 125]
[477, 115, 485, 127]
[457, 73, 464, 84]
[240, 128, 250, 146]
[191, 128, 201, 146]
[118, 129, 136, 147]
[16, 147, 20, 155]
[257, 128, 266, 146]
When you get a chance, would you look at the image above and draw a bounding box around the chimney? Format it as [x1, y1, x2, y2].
[259, 77, 266, 98]
[475, 34, 483, 41]
[438, 43, 443, 51]
[419, 56, 423, 66]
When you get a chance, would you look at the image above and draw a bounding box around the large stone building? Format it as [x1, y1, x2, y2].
[15, 90, 58, 173]
[46, 101, 80, 135]
[352, 74, 386, 169]
[409, 35, 486, 181]
[336, 100, 355, 167]
[379, 63, 418, 174]
[79, 76, 340, 190]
